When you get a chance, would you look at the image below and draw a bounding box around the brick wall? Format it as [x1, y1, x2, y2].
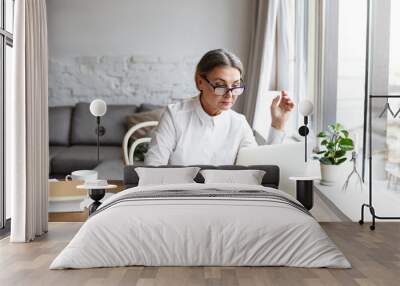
[48, 55, 200, 107]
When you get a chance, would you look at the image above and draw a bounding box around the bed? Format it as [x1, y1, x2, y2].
[50, 165, 350, 269]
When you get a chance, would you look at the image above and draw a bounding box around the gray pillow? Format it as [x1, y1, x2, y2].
[135, 167, 201, 186]
[138, 103, 165, 112]
[49, 106, 73, 146]
[70, 102, 138, 146]
[126, 108, 165, 140]
[200, 169, 266, 185]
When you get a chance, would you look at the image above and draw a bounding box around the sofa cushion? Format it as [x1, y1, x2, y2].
[70, 102, 138, 146]
[138, 103, 165, 112]
[49, 106, 73, 146]
[51, 145, 122, 175]
[49, 146, 69, 161]
[49, 146, 70, 175]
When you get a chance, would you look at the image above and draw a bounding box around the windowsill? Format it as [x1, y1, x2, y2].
[314, 179, 400, 222]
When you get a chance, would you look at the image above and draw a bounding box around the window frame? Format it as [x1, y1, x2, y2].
[320, 0, 339, 132]
[293, 0, 309, 131]
[0, 0, 13, 231]
[307, 0, 324, 135]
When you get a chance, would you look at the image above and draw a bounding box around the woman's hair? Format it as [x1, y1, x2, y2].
[195, 49, 244, 90]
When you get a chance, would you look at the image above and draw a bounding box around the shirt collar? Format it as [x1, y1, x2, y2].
[194, 95, 227, 126]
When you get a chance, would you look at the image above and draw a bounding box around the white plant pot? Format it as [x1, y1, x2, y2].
[320, 163, 349, 186]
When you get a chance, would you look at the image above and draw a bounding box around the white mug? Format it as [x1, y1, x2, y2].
[65, 170, 98, 181]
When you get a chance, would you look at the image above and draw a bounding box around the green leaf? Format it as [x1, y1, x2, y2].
[321, 139, 328, 145]
[335, 150, 346, 158]
[339, 138, 354, 151]
[341, 130, 349, 137]
[339, 138, 353, 146]
[316, 150, 326, 154]
[335, 157, 347, 165]
[320, 157, 333, 165]
[342, 145, 354, 151]
[317, 132, 326, 138]
[327, 142, 335, 149]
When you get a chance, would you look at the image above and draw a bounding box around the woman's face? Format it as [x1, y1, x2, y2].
[196, 66, 242, 115]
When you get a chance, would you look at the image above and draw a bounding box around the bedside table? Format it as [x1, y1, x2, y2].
[77, 184, 117, 215]
[48, 180, 124, 221]
[289, 176, 319, 210]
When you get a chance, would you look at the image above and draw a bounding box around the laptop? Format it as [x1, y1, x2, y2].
[236, 142, 320, 196]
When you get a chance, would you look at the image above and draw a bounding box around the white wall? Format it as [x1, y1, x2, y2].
[47, 0, 255, 107]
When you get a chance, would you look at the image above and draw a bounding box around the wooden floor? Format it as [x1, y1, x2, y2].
[1, 222, 399, 286]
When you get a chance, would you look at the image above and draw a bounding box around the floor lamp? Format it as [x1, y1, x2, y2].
[90, 99, 107, 164]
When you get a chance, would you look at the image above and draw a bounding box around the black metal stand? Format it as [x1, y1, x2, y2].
[96, 117, 100, 164]
[296, 180, 314, 210]
[88, 188, 106, 215]
[298, 116, 310, 162]
[359, 94, 400, 231]
[95, 116, 106, 164]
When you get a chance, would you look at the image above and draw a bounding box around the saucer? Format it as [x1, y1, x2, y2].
[76, 184, 117, 190]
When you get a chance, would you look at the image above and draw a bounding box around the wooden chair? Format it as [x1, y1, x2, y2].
[122, 121, 158, 165]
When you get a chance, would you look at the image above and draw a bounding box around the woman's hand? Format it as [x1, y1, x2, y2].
[270, 90, 295, 130]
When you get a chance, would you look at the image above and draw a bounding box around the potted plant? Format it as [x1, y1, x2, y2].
[313, 123, 354, 185]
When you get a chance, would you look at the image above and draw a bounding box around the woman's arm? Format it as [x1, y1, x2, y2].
[266, 90, 295, 144]
[144, 108, 177, 166]
[265, 126, 285, 144]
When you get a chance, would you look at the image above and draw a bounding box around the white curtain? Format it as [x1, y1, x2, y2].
[243, 0, 294, 136]
[7, 0, 49, 242]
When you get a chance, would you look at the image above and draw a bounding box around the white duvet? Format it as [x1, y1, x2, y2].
[50, 183, 351, 269]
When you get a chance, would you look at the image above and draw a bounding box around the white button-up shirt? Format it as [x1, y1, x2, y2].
[144, 95, 285, 166]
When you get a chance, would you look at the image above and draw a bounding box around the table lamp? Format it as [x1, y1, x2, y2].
[90, 99, 107, 163]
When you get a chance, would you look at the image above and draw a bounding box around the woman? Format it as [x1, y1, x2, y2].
[144, 49, 295, 166]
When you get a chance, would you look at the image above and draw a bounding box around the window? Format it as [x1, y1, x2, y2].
[336, 0, 367, 134]
[315, 0, 369, 160]
[252, 0, 305, 140]
[317, 0, 400, 183]
[389, 0, 400, 92]
[1, 0, 14, 231]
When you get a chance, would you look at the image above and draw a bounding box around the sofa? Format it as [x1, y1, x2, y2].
[49, 102, 162, 180]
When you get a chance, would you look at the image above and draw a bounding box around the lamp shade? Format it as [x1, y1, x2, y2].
[299, 99, 314, 116]
[90, 99, 107, 117]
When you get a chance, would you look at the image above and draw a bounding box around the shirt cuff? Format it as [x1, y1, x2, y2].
[266, 126, 285, 144]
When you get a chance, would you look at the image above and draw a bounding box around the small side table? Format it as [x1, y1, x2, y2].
[77, 184, 117, 215]
[289, 176, 319, 210]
